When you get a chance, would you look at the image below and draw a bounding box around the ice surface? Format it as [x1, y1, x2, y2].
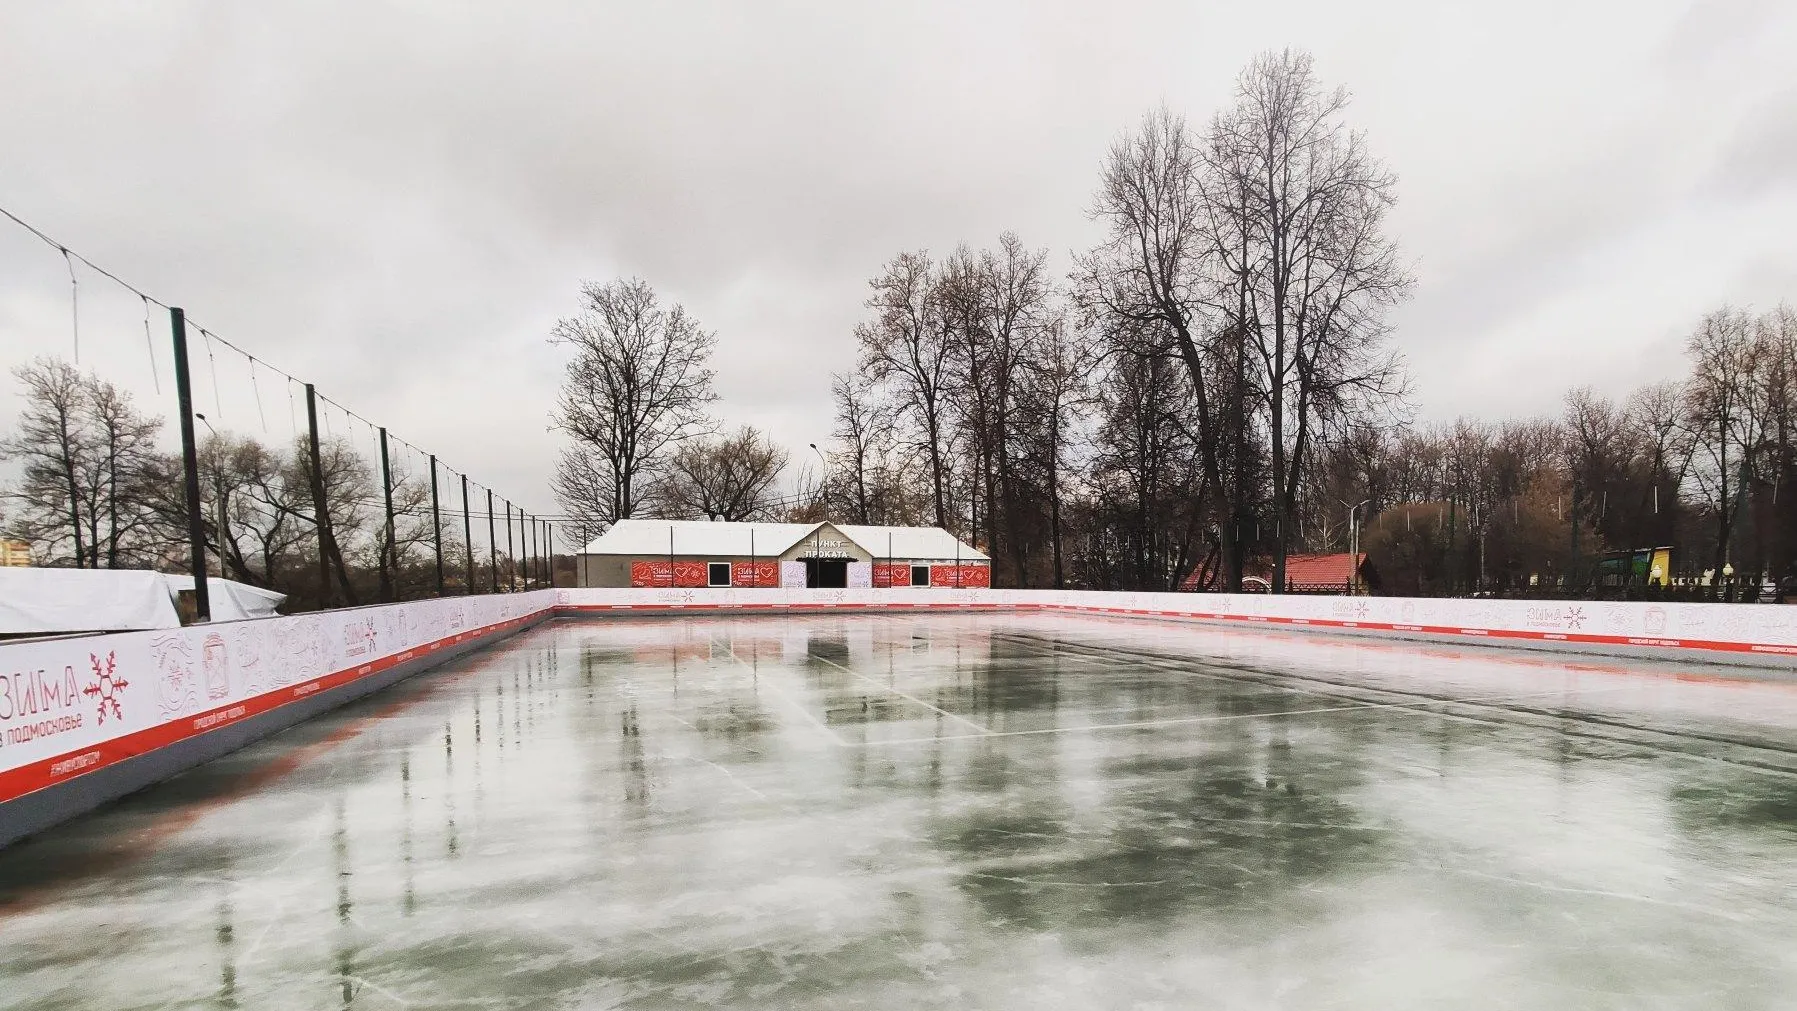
[3, 613, 1797, 1009]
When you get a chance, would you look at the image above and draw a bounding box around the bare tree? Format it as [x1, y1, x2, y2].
[856, 252, 955, 528]
[662, 425, 789, 522]
[828, 371, 886, 524]
[1077, 107, 1232, 585]
[1626, 381, 1695, 509]
[2, 358, 91, 565]
[1084, 332, 1207, 590]
[1684, 307, 1760, 570]
[1022, 311, 1094, 588]
[552, 277, 718, 526]
[86, 378, 167, 568]
[2, 358, 167, 568]
[550, 444, 613, 547]
[969, 233, 1049, 582]
[1212, 49, 1411, 592]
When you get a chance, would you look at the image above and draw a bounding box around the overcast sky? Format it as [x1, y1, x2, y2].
[2, 1, 1794, 517]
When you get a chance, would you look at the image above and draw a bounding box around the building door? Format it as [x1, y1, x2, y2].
[803, 558, 850, 588]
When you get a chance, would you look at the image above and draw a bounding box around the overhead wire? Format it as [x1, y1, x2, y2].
[139, 295, 161, 394]
[200, 327, 224, 420]
[249, 357, 267, 432]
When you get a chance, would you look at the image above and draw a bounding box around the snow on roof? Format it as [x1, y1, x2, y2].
[581, 519, 987, 561]
[581, 519, 816, 557]
[835, 525, 987, 561]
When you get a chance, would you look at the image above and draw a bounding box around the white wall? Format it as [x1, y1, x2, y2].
[1, 591, 558, 803]
[553, 587, 1797, 664]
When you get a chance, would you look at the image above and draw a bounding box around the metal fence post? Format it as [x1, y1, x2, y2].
[169, 307, 211, 621]
[461, 474, 474, 593]
[379, 427, 395, 602]
[429, 455, 444, 596]
[487, 489, 498, 593]
[305, 384, 337, 609]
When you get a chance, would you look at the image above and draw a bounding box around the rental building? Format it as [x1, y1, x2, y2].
[576, 519, 990, 589]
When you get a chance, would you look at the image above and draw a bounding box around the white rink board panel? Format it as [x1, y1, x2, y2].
[1, 592, 557, 805]
[553, 587, 1797, 661]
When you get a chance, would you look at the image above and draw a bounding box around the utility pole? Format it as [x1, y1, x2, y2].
[1339, 498, 1369, 595]
[169, 307, 211, 622]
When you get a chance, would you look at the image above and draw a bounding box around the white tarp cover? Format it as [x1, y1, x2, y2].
[0, 569, 288, 635]
[0, 568, 181, 635]
[160, 575, 287, 623]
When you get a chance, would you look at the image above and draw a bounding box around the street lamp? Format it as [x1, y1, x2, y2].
[809, 443, 828, 519]
[193, 414, 222, 582]
[1339, 498, 1371, 595]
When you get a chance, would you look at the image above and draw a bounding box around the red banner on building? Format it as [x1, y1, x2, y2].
[731, 561, 779, 587]
[630, 561, 673, 587]
[929, 564, 990, 588]
[672, 561, 709, 588]
[872, 563, 908, 588]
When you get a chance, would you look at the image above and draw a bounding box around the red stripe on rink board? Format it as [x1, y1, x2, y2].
[0, 612, 543, 807]
[554, 599, 1797, 658]
[11, 598, 1794, 808]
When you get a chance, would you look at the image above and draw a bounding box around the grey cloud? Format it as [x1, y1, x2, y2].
[2, 0, 1794, 508]
[1708, 89, 1797, 197]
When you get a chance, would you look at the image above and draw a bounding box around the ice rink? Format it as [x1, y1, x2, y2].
[4, 612, 1797, 1009]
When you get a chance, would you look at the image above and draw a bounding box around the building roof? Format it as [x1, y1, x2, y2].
[1179, 552, 1366, 592]
[581, 519, 815, 557]
[580, 519, 987, 561]
[835, 524, 987, 561]
[1282, 552, 1366, 587]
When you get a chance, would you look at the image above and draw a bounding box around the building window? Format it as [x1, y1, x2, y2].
[708, 562, 731, 587]
[911, 565, 931, 587]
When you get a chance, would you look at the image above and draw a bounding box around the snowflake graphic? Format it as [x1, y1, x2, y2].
[1564, 607, 1587, 630]
[84, 650, 128, 723]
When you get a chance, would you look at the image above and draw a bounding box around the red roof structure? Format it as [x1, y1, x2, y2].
[1282, 553, 1366, 590]
[1180, 552, 1371, 594]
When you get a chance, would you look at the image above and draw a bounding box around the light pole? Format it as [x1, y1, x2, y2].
[809, 443, 828, 519]
[1339, 498, 1371, 595]
[195, 412, 222, 589]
